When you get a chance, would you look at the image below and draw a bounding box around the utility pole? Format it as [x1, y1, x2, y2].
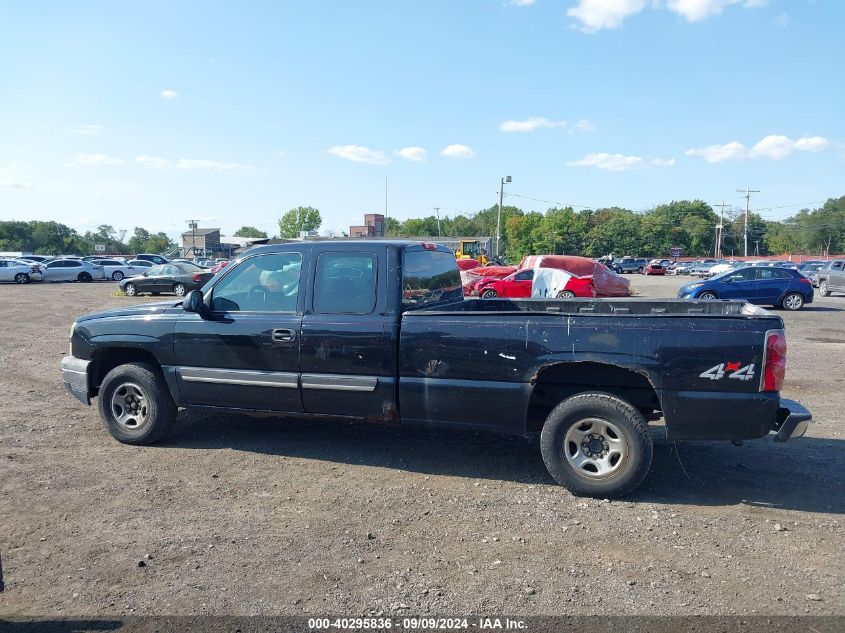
[713, 201, 731, 259]
[434, 207, 441, 237]
[496, 175, 511, 258]
[186, 219, 198, 258]
[736, 187, 760, 257]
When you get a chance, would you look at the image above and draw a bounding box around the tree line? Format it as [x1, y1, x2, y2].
[385, 196, 845, 260]
[0, 222, 175, 256]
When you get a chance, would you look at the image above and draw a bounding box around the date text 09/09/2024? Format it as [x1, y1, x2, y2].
[307, 617, 526, 630]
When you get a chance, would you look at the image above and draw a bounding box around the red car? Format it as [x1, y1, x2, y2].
[475, 268, 595, 299]
[644, 260, 666, 275]
[210, 260, 230, 274]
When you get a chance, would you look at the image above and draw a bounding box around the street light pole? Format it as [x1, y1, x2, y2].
[496, 175, 511, 259]
[434, 207, 441, 237]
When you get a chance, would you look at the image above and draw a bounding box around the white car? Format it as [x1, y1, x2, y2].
[93, 258, 140, 281]
[0, 259, 44, 284]
[41, 259, 106, 282]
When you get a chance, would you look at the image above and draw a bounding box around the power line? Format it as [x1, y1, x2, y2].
[504, 192, 595, 209]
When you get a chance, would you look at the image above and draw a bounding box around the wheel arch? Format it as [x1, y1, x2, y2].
[90, 347, 165, 396]
[526, 361, 661, 434]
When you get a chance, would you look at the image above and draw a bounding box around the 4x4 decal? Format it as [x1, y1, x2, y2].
[700, 362, 756, 382]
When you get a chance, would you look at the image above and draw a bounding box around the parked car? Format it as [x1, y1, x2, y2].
[210, 260, 231, 274]
[61, 240, 812, 499]
[644, 260, 666, 275]
[41, 259, 106, 282]
[134, 253, 169, 265]
[93, 258, 139, 281]
[119, 262, 214, 297]
[678, 266, 813, 311]
[126, 259, 154, 269]
[18, 255, 54, 264]
[706, 261, 739, 277]
[0, 259, 44, 284]
[816, 259, 845, 297]
[689, 262, 718, 278]
[796, 262, 825, 283]
[614, 258, 648, 274]
[475, 267, 595, 299]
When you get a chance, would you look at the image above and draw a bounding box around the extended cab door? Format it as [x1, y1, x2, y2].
[299, 248, 395, 420]
[173, 251, 306, 412]
[830, 260, 845, 290]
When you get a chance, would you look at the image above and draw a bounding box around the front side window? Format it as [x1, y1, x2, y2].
[403, 249, 462, 308]
[210, 253, 302, 313]
[147, 265, 165, 276]
[514, 270, 533, 281]
[833, 261, 844, 271]
[314, 252, 377, 314]
[726, 268, 756, 282]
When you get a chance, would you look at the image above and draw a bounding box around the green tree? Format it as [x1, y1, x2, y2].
[234, 226, 268, 238]
[278, 206, 322, 238]
[384, 217, 401, 236]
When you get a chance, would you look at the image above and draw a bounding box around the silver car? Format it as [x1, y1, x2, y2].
[41, 258, 106, 282]
[93, 258, 139, 281]
[0, 259, 44, 284]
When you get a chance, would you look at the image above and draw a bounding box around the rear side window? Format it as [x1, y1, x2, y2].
[314, 252, 377, 314]
[403, 250, 462, 309]
[833, 261, 844, 271]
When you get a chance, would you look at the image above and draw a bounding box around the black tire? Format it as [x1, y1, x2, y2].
[818, 281, 830, 297]
[698, 291, 718, 300]
[14, 272, 30, 284]
[637, 267, 644, 274]
[78, 272, 93, 282]
[124, 283, 137, 296]
[173, 283, 187, 296]
[481, 289, 498, 299]
[112, 271, 124, 281]
[781, 291, 804, 311]
[97, 362, 177, 445]
[540, 392, 653, 498]
[556, 290, 576, 298]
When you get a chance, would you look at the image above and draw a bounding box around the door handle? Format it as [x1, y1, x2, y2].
[271, 328, 296, 343]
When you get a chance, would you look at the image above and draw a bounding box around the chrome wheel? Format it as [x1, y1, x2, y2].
[481, 289, 498, 298]
[819, 282, 829, 297]
[110, 382, 150, 430]
[124, 283, 136, 296]
[14, 273, 29, 284]
[783, 292, 804, 311]
[698, 291, 718, 300]
[174, 283, 186, 296]
[112, 271, 124, 281]
[563, 417, 628, 479]
[557, 290, 576, 298]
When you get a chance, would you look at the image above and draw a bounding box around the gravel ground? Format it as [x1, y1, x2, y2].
[0, 276, 842, 617]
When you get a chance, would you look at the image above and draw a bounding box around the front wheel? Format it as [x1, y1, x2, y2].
[173, 283, 187, 296]
[481, 289, 498, 299]
[556, 290, 576, 299]
[124, 283, 137, 296]
[698, 291, 718, 300]
[637, 267, 644, 274]
[818, 281, 830, 297]
[14, 273, 30, 284]
[540, 392, 653, 498]
[112, 271, 124, 281]
[97, 363, 177, 444]
[781, 292, 805, 311]
[78, 272, 92, 283]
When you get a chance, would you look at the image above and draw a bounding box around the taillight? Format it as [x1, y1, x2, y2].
[798, 278, 812, 285]
[762, 330, 787, 392]
[193, 273, 202, 282]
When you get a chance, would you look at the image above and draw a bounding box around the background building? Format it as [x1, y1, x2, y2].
[181, 228, 221, 258]
[350, 213, 384, 238]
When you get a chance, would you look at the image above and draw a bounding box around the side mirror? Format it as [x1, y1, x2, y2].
[183, 289, 207, 315]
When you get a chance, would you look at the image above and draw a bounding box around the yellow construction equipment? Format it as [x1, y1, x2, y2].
[455, 239, 488, 265]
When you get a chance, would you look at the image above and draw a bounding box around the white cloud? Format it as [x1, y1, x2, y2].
[508, 0, 536, 5]
[0, 179, 30, 189]
[774, 11, 788, 27]
[394, 146, 428, 162]
[327, 145, 390, 165]
[573, 118, 596, 132]
[499, 116, 567, 132]
[70, 153, 125, 166]
[69, 124, 103, 136]
[651, 158, 676, 167]
[567, 0, 647, 32]
[440, 144, 476, 159]
[160, 89, 179, 99]
[686, 135, 832, 162]
[567, 152, 643, 171]
[684, 141, 747, 163]
[135, 155, 252, 171]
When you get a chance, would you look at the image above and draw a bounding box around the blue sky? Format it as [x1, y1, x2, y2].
[1, 0, 843, 239]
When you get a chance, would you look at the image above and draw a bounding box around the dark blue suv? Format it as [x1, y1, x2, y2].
[678, 266, 814, 311]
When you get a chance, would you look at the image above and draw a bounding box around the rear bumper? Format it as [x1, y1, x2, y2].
[61, 355, 91, 405]
[773, 398, 812, 442]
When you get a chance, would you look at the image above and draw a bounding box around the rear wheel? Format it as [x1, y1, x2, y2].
[112, 271, 124, 281]
[124, 283, 137, 296]
[556, 290, 576, 299]
[173, 283, 187, 296]
[698, 291, 718, 300]
[637, 266, 644, 274]
[14, 272, 30, 284]
[540, 392, 653, 498]
[818, 281, 830, 297]
[481, 289, 498, 299]
[97, 363, 176, 444]
[78, 272, 92, 283]
[781, 292, 804, 311]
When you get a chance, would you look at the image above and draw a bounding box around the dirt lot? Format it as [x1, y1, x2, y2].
[0, 276, 842, 617]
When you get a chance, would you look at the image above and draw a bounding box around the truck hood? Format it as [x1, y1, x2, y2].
[75, 300, 183, 323]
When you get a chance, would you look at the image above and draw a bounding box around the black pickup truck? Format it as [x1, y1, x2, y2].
[61, 240, 812, 497]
